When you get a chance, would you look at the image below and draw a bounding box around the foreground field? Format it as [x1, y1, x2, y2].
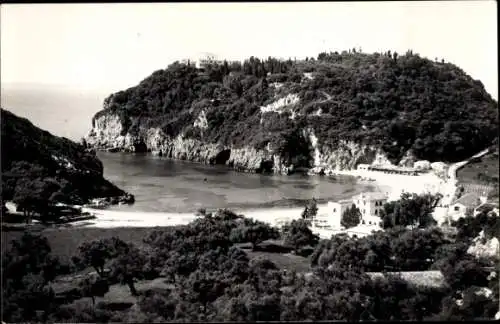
[2, 227, 311, 273]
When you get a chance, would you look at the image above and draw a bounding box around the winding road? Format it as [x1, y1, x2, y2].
[441, 148, 491, 207]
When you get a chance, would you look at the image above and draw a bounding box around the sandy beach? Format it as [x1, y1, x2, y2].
[334, 169, 446, 201]
[75, 205, 311, 229]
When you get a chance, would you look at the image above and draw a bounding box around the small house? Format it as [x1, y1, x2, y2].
[357, 164, 370, 171]
[414, 160, 431, 171]
[449, 192, 482, 219]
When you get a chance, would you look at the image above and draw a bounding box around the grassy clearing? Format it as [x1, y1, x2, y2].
[456, 149, 499, 201]
[247, 250, 311, 273]
[2, 227, 312, 273]
[1, 227, 169, 263]
[457, 149, 499, 186]
[54, 277, 174, 316]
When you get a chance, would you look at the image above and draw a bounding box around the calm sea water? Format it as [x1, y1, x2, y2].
[2, 85, 375, 213]
[97, 152, 375, 213]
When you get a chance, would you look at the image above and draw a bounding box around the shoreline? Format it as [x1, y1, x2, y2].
[68, 168, 445, 230]
[4, 163, 450, 233]
[75, 205, 309, 229]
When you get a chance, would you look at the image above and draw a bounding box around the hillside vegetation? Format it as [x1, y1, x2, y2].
[3, 204, 499, 322]
[95, 50, 498, 166]
[1, 109, 131, 218]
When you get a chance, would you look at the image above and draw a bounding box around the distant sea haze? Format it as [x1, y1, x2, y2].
[1, 84, 109, 141]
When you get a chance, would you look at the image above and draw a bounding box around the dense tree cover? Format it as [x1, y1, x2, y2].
[2, 232, 69, 322]
[96, 50, 497, 165]
[380, 192, 441, 229]
[452, 210, 500, 244]
[3, 210, 499, 322]
[312, 227, 449, 271]
[341, 204, 362, 228]
[282, 219, 319, 254]
[79, 275, 110, 306]
[1, 109, 132, 220]
[230, 218, 280, 250]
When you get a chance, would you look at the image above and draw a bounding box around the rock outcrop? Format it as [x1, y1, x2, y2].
[86, 112, 399, 174]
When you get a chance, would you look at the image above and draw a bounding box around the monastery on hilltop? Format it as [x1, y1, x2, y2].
[181, 52, 239, 70]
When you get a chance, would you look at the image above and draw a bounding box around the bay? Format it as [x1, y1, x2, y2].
[98, 151, 375, 213]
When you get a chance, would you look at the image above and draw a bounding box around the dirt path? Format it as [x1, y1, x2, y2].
[442, 148, 491, 207]
[318, 91, 332, 103]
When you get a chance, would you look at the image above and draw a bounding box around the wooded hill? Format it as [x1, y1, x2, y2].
[96, 50, 498, 165]
[1, 109, 131, 217]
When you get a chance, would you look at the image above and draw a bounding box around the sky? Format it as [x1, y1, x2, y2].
[1, 1, 498, 99]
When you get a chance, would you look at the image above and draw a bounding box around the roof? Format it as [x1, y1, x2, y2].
[452, 193, 482, 209]
[370, 164, 418, 172]
[475, 202, 499, 212]
[328, 199, 353, 206]
[366, 270, 445, 288]
[354, 192, 388, 201]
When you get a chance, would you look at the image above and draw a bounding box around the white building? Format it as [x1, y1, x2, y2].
[319, 192, 388, 229]
[357, 164, 370, 171]
[323, 199, 353, 228]
[414, 160, 431, 171]
[352, 192, 388, 223]
[181, 52, 239, 70]
[197, 53, 225, 69]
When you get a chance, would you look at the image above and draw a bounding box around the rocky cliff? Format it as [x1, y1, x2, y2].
[86, 112, 412, 174]
[85, 51, 498, 174]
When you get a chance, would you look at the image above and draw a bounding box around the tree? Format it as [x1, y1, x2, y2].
[76, 237, 129, 277]
[79, 275, 109, 306]
[441, 258, 490, 291]
[3, 232, 58, 284]
[77, 240, 114, 277]
[11, 176, 67, 224]
[183, 269, 228, 315]
[196, 208, 209, 217]
[452, 212, 500, 244]
[301, 198, 318, 222]
[389, 227, 446, 270]
[108, 244, 147, 296]
[282, 219, 319, 253]
[230, 218, 280, 251]
[2, 232, 61, 323]
[341, 204, 361, 229]
[213, 208, 243, 221]
[12, 178, 47, 224]
[380, 192, 440, 229]
[78, 237, 144, 296]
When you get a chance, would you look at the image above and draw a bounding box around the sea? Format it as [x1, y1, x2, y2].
[1, 84, 376, 213]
